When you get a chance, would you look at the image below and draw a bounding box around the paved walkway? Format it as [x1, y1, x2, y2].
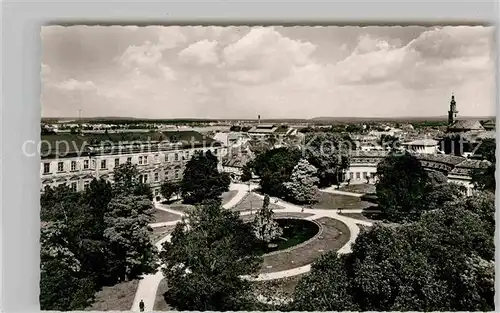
[132, 183, 373, 311]
[132, 183, 251, 311]
[320, 186, 365, 198]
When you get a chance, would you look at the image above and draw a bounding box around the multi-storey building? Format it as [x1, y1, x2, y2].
[40, 131, 227, 196]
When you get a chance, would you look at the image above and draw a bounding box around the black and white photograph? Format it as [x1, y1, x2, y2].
[39, 25, 495, 311]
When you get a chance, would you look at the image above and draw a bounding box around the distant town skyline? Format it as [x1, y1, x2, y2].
[42, 25, 496, 119]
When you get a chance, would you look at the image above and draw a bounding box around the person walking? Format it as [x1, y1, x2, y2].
[139, 299, 145, 312]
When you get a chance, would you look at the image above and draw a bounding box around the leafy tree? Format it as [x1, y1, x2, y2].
[103, 195, 158, 281]
[471, 138, 495, 192]
[112, 162, 152, 200]
[160, 180, 180, 201]
[160, 201, 262, 311]
[252, 195, 283, 243]
[181, 150, 231, 204]
[303, 132, 351, 187]
[40, 221, 96, 310]
[376, 152, 432, 222]
[378, 134, 400, 150]
[290, 253, 358, 311]
[283, 158, 319, 204]
[241, 163, 253, 182]
[251, 147, 302, 197]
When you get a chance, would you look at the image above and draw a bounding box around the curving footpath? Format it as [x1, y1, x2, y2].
[131, 183, 372, 311]
[131, 183, 254, 311]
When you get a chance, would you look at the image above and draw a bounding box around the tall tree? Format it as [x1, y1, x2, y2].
[160, 201, 262, 311]
[283, 158, 320, 204]
[181, 150, 231, 204]
[160, 180, 180, 202]
[112, 162, 152, 200]
[103, 195, 158, 281]
[303, 132, 352, 187]
[376, 152, 432, 222]
[471, 138, 496, 193]
[252, 195, 283, 243]
[251, 147, 302, 197]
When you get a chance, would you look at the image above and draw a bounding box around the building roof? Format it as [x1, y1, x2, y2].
[448, 120, 485, 132]
[449, 159, 491, 177]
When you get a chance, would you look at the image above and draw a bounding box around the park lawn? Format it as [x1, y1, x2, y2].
[240, 212, 315, 223]
[166, 202, 195, 214]
[152, 209, 182, 223]
[85, 279, 139, 311]
[232, 193, 283, 212]
[313, 191, 373, 210]
[253, 274, 305, 301]
[259, 217, 350, 273]
[154, 278, 173, 311]
[339, 183, 376, 194]
[222, 190, 238, 205]
[151, 225, 176, 243]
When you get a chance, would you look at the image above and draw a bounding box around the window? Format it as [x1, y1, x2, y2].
[356, 172, 361, 180]
[127, 157, 132, 163]
[154, 172, 159, 181]
[141, 174, 148, 183]
[43, 163, 50, 174]
[100, 160, 107, 169]
[174, 153, 179, 161]
[144, 156, 148, 164]
[363, 172, 367, 179]
[115, 158, 120, 167]
[175, 170, 180, 179]
[349, 172, 353, 179]
[138, 156, 143, 165]
[71, 161, 77, 171]
[83, 160, 89, 169]
[84, 181, 90, 190]
[165, 154, 169, 162]
[154, 154, 159, 162]
[58, 162, 64, 172]
[70, 182, 77, 191]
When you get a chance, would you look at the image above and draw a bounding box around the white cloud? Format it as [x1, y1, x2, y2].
[178, 39, 219, 65]
[53, 79, 97, 92]
[119, 41, 163, 69]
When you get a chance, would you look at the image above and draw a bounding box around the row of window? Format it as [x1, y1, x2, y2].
[348, 171, 373, 180]
[46, 169, 182, 191]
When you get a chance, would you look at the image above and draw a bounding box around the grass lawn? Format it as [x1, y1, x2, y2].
[165, 202, 195, 214]
[240, 212, 314, 223]
[222, 190, 238, 205]
[151, 225, 176, 243]
[233, 193, 282, 212]
[259, 217, 350, 273]
[154, 278, 173, 311]
[152, 209, 182, 223]
[339, 183, 376, 194]
[85, 279, 139, 311]
[313, 191, 373, 210]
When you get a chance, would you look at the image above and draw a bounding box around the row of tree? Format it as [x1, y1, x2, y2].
[243, 133, 353, 204]
[156, 147, 495, 311]
[40, 163, 158, 310]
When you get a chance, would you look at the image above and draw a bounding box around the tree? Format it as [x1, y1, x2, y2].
[471, 138, 495, 192]
[103, 195, 159, 281]
[283, 158, 319, 204]
[40, 221, 96, 310]
[378, 134, 400, 150]
[181, 151, 231, 204]
[290, 253, 358, 311]
[160, 201, 262, 311]
[112, 162, 152, 200]
[252, 195, 283, 244]
[303, 132, 352, 187]
[376, 152, 432, 222]
[160, 181, 180, 201]
[251, 147, 302, 197]
[241, 163, 253, 182]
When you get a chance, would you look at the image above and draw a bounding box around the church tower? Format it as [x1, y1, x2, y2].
[448, 93, 458, 125]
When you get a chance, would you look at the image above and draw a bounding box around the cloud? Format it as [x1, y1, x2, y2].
[178, 39, 219, 65]
[119, 41, 163, 69]
[222, 27, 317, 84]
[52, 79, 97, 92]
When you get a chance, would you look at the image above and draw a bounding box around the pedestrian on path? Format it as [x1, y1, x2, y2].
[139, 299, 145, 312]
[301, 207, 304, 212]
[338, 207, 343, 214]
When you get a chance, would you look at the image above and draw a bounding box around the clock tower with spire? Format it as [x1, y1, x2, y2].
[448, 93, 458, 125]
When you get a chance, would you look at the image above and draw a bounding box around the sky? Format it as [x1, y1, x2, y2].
[41, 25, 496, 119]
